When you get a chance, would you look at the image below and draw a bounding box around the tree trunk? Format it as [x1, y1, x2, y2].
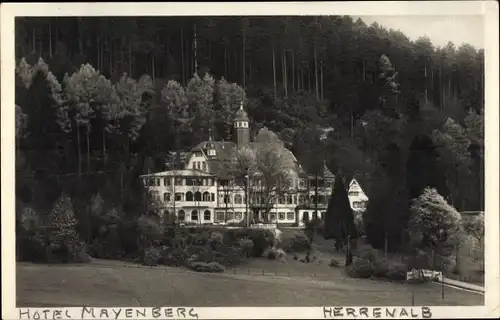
[242, 25, 246, 89]
[78, 18, 83, 55]
[314, 41, 319, 100]
[224, 46, 227, 79]
[32, 27, 36, 52]
[320, 60, 324, 101]
[102, 130, 107, 164]
[272, 45, 276, 99]
[109, 36, 113, 77]
[86, 126, 91, 173]
[193, 24, 198, 74]
[181, 26, 185, 84]
[128, 42, 132, 76]
[362, 59, 366, 82]
[152, 53, 156, 82]
[384, 231, 388, 257]
[55, 26, 59, 54]
[249, 59, 252, 81]
[48, 22, 53, 58]
[424, 64, 428, 105]
[440, 66, 444, 110]
[292, 50, 295, 92]
[282, 50, 287, 98]
[97, 35, 100, 71]
[76, 126, 82, 181]
[308, 69, 311, 92]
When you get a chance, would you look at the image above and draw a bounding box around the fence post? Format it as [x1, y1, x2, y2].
[441, 272, 445, 300]
[411, 290, 415, 306]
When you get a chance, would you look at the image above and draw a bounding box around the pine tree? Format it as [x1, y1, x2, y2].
[48, 193, 79, 241]
[325, 174, 357, 256]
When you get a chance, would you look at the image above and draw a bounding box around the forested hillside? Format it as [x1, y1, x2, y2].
[15, 16, 484, 250]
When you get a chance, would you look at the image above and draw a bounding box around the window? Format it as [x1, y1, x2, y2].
[287, 195, 293, 204]
[202, 192, 210, 201]
[293, 195, 297, 204]
[227, 212, 234, 220]
[278, 196, 285, 204]
[299, 195, 306, 204]
[186, 192, 194, 201]
[313, 211, 318, 220]
[270, 213, 277, 221]
[349, 191, 359, 197]
[299, 180, 307, 188]
[278, 212, 285, 220]
[175, 193, 183, 201]
[202, 162, 207, 171]
[164, 177, 171, 186]
[164, 193, 171, 202]
[175, 178, 183, 186]
[195, 151, 202, 157]
[191, 210, 198, 221]
[194, 192, 202, 201]
[234, 194, 243, 204]
[303, 212, 310, 222]
[211, 193, 215, 201]
[235, 212, 243, 220]
[156, 178, 161, 186]
[319, 195, 326, 204]
[150, 191, 160, 201]
[216, 212, 225, 222]
[287, 212, 294, 220]
[178, 210, 186, 221]
[224, 195, 231, 204]
[204, 210, 211, 221]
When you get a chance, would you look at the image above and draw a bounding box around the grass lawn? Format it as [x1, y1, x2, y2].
[17, 260, 483, 307]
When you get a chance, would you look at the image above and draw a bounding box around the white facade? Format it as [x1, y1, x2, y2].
[140, 105, 368, 226]
[348, 179, 369, 212]
[141, 152, 368, 226]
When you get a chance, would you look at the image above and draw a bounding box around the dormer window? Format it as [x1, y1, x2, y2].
[235, 121, 248, 128]
[207, 149, 216, 156]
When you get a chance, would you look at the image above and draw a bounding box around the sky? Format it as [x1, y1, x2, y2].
[355, 15, 484, 49]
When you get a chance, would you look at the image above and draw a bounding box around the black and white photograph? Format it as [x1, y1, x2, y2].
[2, 2, 499, 319]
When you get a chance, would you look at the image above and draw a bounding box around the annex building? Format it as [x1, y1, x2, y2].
[140, 104, 368, 226]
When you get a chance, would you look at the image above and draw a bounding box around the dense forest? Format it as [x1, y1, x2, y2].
[15, 16, 484, 251]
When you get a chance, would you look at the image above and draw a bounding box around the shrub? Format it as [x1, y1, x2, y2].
[264, 248, 287, 261]
[19, 227, 50, 262]
[329, 258, 341, 268]
[144, 247, 162, 266]
[137, 215, 163, 247]
[354, 243, 382, 263]
[345, 259, 372, 278]
[237, 238, 254, 258]
[187, 261, 225, 273]
[371, 258, 391, 278]
[162, 247, 188, 266]
[208, 231, 224, 250]
[246, 229, 274, 257]
[281, 231, 311, 253]
[386, 262, 408, 281]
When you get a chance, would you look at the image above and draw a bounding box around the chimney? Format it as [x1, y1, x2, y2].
[208, 128, 213, 141]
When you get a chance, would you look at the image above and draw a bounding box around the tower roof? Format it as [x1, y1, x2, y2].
[234, 102, 249, 121]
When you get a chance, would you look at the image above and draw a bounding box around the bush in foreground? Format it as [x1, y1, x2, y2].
[346, 243, 410, 282]
[280, 231, 311, 253]
[187, 261, 225, 273]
